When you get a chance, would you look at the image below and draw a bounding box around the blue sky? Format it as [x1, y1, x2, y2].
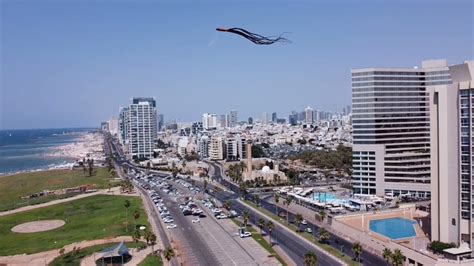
[1, 0, 473, 129]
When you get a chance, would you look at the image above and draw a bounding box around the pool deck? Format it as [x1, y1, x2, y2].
[336, 207, 429, 245]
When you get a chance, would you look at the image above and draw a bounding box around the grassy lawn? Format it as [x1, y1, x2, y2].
[244, 200, 358, 266]
[138, 254, 164, 266]
[0, 194, 149, 256]
[230, 218, 287, 266]
[0, 168, 119, 211]
[49, 241, 146, 266]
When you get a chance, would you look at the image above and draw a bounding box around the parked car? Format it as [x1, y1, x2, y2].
[239, 228, 252, 238]
[167, 224, 177, 229]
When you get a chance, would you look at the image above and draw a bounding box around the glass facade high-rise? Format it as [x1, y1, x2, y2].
[351, 64, 450, 197]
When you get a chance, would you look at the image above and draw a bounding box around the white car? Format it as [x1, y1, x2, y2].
[167, 224, 177, 229]
[192, 218, 200, 223]
[216, 214, 227, 219]
[305, 227, 313, 233]
[301, 220, 308, 225]
[239, 231, 252, 238]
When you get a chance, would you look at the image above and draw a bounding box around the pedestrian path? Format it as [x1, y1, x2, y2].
[0, 187, 138, 217]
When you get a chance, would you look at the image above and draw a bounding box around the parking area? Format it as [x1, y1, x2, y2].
[131, 169, 280, 266]
[172, 178, 280, 265]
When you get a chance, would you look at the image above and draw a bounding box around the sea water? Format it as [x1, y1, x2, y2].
[0, 128, 95, 175]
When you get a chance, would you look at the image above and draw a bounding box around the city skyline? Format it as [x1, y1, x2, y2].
[2, 1, 472, 129]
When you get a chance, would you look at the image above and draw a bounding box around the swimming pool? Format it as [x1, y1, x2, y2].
[369, 217, 416, 239]
[311, 192, 337, 202]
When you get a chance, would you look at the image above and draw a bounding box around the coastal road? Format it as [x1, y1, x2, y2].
[207, 162, 388, 266]
[149, 179, 220, 265]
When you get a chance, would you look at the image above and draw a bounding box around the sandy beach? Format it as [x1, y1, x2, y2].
[48, 132, 105, 163]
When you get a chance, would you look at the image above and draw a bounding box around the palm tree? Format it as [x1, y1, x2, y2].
[318, 228, 330, 243]
[164, 246, 175, 261]
[391, 249, 404, 266]
[284, 196, 293, 224]
[258, 218, 265, 235]
[267, 221, 274, 245]
[274, 193, 280, 214]
[239, 183, 247, 199]
[243, 211, 250, 228]
[132, 229, 141, 249]
[254, 195, 260, 207]
[382, 247, 392, 263]
[223, 200, 231, 210]
[319, 209, 326, 222]
[145, 230, 157, 253]
[303, 251, 318, 266]
[133, 210, 140, 230]
[295, 213, 303, 232]
[352, 242, 362, 263]
[124, 200, 131, 232]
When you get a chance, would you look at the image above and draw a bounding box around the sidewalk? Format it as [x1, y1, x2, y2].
[237, 198, 347, 266]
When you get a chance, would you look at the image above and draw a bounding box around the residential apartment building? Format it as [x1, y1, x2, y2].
[127, 97, 157, 159]
[118, 107, 130, 146]
[209, 136, 225, 160]
[197, 135, 210, 158]
[226, 134, 246, 161]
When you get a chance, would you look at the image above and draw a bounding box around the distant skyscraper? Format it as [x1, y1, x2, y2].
[272, 112, 277, 122]
[229, 110, 238, 127]
[304, 106, 314, 124]
[262, 112, 269, 124]
[202, 113, 218, 130]
[157, 114, 164, 131]
[127, 97, 157, 159]
[289, 111, 298, 126]
[219, 114, 228, 128]
[298, 111, 305, 122]
[248, 117, 253, 125]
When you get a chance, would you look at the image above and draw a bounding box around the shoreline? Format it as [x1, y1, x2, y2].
[0, 132, 106, 177]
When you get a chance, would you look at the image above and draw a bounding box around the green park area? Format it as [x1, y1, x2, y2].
[0, 168, 118, 211]
[0, 194, 149, 256]
[138, 254, 163, 266]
